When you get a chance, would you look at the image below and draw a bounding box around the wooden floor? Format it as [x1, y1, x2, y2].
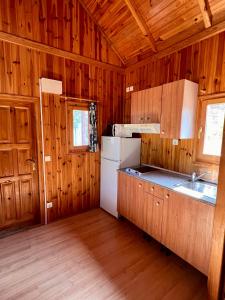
[0, 209, 207, 300]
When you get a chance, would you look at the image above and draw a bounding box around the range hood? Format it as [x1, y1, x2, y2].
[112, 123, 160, 137]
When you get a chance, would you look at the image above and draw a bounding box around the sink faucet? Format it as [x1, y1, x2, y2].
[191, 171, 209, 183]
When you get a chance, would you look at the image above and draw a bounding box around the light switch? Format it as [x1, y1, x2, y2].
[45, 155, 51, 162]
[47, 202, 53, 208]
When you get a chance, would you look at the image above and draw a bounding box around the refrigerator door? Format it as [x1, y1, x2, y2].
[101, 136, 121, 161]
[120, 138, 141, 168]
[100, 158, 120, 218]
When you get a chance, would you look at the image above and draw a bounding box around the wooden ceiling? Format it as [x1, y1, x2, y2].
[81, 0, 225, 65]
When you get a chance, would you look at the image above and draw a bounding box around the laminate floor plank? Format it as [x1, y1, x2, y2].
[0, 209, 207, 300]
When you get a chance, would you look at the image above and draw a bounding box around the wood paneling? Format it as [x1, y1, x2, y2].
[81, 0, 225, 63]
[125, 32, 225, 181]
[208, 124, 225, 299]
[0, 0, 122, 67]
[0, 1, 125, 224]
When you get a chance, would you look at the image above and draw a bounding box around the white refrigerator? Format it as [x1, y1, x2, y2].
[100, 136, 141, 218]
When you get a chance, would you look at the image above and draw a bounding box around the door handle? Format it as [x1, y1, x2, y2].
[25, 158, 36, 163]
[25, 158, 36, 171]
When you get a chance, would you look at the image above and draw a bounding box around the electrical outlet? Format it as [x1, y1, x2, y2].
[47, 202, 53, 208]
[126, 86, 134, 93]
[172, 139, 179, 146]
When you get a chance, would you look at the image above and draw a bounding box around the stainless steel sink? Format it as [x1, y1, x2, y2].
[173, 180, 217, 200]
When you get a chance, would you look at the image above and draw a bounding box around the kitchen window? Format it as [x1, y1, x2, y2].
[196, 98, 225, 164]
[67, 103, 89, 153]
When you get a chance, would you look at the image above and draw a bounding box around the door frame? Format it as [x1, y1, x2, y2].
[0, 93, 46, 225]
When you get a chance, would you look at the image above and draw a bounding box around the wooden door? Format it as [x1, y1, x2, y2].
[160, 81, 184, 138]
[0, 100, 39, 230]
[161, 191, 214, 275]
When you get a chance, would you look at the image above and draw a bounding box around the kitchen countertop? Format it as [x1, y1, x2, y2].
[118, 165, 217, 206]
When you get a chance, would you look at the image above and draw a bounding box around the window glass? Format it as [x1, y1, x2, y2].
[203, 103, 225, 156]
[73, 110, 89, 147]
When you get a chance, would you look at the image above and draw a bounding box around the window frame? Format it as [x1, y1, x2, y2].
[67, 102, 89, 153]
[195, 97, 225, 165]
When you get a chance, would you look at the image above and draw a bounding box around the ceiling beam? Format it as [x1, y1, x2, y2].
[0, 31, 124, 72]
[197, 0, 212, 28]
[126, 18, 225, 70]
[124, 0, 157, 52]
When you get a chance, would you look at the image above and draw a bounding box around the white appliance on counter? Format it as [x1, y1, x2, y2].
[100, 136, 141, 218]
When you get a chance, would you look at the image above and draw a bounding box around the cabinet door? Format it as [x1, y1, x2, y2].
[143, 192, 163, 241]
[161, 191, 215, 275]
[144, 86, 162, 123]
[160, 81, 184, 138]
[132, 178, 145, 228]
[118, 172, 130, 219]
[131, 87, 162, 124]
[131, 91, 145, 123]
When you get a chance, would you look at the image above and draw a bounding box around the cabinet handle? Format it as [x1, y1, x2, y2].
[140, 117, 144, 121]
[161, 130, 165, 135]
[156, 201, 160, 206]
[147, 117, 150, 121]
[165, 194, 169, 199]
[151, 186, 154, 191]
[138, 183, 142, 188]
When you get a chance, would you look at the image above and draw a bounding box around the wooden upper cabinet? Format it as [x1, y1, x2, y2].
[160, 79, 198, 139]
[131, 86, 162, 124]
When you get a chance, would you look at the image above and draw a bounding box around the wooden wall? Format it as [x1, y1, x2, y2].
[0, 0, 125, 223]
[0, 0, 122, 66]
[125, 32, 225, 181]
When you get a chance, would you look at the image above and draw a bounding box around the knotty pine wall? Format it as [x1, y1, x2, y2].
[0, 0, 121, 66]
[0, 0, 125, 222]
[126, 32, 225, 182]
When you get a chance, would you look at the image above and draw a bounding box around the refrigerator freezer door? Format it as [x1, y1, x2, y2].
[101, 136, 121, 161]
[100, 158, 120, 218]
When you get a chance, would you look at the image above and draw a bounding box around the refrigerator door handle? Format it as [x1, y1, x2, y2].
[101, 157, 121, 163]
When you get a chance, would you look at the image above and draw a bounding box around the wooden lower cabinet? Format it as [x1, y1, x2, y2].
[118, 172, 215, 276]
[161, 190, 215, 275]
[118, 172, 144, 228]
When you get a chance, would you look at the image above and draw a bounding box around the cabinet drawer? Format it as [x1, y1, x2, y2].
[153, 185, 165, 198]
[143, 182, 154, 194]
[144, 182, 165, 198]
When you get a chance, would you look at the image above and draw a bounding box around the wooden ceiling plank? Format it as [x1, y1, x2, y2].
[123, 0, 157, 52]
[197, 0, 212, 28]
[126, 18, 225, 70]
